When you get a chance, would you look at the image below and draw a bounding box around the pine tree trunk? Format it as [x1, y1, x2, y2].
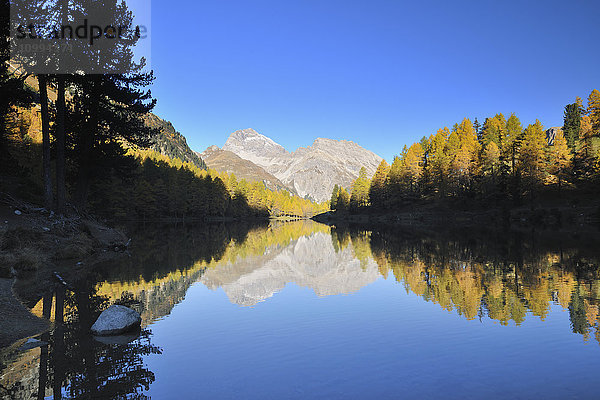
[38, 74, 53, 209]
[56, 75, 66, 212]
[75, 78, 99, 209]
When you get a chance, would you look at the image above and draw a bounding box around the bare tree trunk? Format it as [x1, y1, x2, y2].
[56, 76, 66, 212]
[38, 74, 53, 209]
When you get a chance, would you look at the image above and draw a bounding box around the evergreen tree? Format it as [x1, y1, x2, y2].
[473, 117, 482, 143]
[67, 0, 157, 208]
[563, 101, 582, 153]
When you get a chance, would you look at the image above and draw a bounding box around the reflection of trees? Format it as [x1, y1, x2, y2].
[50, 282, 161, 399]
[338, 225, 600, 344]
[11, 282, 162, 399]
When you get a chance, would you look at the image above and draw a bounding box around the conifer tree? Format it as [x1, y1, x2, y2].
[330, 184, 340, 211]
[387, 153, 405, 206]
[563, 100, 582, 153]
[404, 143, 424, 193]
[369, 160, 390, 210]
[519, 120, 547, 190]
[336, 187, 350, 213]
[505, 113, 523, 175]
[588, 89, 600, 137]
[547, 129, 572, 191]
[350, 167, 370, 211]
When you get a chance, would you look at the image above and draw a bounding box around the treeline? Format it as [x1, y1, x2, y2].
[331, 90, 600, 213]
[88, 149, 327, 220]
[0, 0, 324, 220]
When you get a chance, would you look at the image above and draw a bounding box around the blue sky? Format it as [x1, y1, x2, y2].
[148, 0, 600, 162]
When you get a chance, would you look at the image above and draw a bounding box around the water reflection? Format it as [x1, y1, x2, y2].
[2, 221, 600, 399]
[0, 284, 160, 399]
[363, 225, 600, 343]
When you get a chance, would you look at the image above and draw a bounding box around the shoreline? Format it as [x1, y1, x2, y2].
[312, 204, 600, 231]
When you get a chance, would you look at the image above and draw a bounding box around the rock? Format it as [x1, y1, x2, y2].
[82, 220, 127, 248]
[42, 227, 50, 232]
[21, 338, 48, 350]
[91, 305, 141, 336]
[14, 210, 22, 215]
[546, 127, 562, 146]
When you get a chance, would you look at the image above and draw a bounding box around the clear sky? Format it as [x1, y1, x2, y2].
[148, 0, 600, 162]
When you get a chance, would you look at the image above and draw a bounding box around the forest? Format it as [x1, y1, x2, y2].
[332, 90, 600, 215]
[0, 0, 326, 221]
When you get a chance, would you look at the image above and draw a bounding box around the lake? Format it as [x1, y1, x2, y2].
[1, 220, 600, 399]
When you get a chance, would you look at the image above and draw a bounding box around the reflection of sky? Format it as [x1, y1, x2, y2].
[145, 277, 600, 399]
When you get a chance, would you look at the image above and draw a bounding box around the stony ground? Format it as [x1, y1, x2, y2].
[0, 192, 130, 348]
[0, 279, 49, 348]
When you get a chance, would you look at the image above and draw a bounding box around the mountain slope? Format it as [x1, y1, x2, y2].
[222, 129, 383, 202]
[144, 114, 207, 170]
[199, 145, 297, 194]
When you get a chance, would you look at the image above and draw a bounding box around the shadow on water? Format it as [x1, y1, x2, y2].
[0, 220, 267, 399]
[2, 220, 600, 398]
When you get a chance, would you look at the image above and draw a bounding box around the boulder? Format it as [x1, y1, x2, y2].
[82, 220, 128, 248]
[91, 305, 141, 336]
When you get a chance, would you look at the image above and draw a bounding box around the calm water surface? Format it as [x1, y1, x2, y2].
[2, 221, 600, 399]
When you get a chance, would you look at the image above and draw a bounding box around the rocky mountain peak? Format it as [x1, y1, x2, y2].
[218, 128, 383, 202]
[223, 129, 288, 166]
[201, 145, 220, 157]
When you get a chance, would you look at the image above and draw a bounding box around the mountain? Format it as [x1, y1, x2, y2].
[222, 129, 383, 202]
[144, 114, 207, 170]
[199, 145, 297, 194]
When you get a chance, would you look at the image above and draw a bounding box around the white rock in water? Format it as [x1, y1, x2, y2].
[14, 210, 22, 215]
[91, 305, 141, 336]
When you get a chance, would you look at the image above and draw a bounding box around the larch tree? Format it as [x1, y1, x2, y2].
[387, 153, 405, 205]
[350, 166, 370, 211]
[482, 115, 504, 148]
[574, 114, 595, 179]
[483, 141, 500, 177]
[547, 129, 572, 191]
[330, 184, 340, 211]
[335, 187, 350, 213]
[404, 143, 424, 193]
[505, 113, 523, 175]
[428, 128, 450, 196]
[369, 160, 390, 210]
[588, 89, 600, 137]
[519, 120, 547, 189]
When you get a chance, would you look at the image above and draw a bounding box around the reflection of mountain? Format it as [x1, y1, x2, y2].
[96, 221, 335, 318]
[202, 232, 380, 306]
